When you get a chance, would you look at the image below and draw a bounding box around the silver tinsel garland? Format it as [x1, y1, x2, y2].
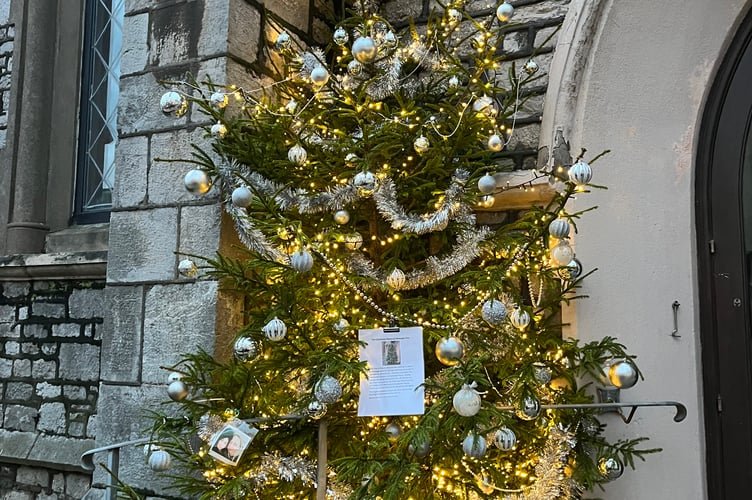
[242, 453, 352, 500]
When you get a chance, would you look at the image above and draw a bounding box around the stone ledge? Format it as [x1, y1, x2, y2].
[45, 224, 109, 253]
[0, 429, 95, 472]
[0, 252, 107, 281]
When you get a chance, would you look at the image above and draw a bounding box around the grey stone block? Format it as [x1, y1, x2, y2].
[4, 405, 37, 432]
[148, 1, 204, 66]
[266, 0, 310, 31]
[36, 382, 61, 399]
[21, 342, 39, 355]
[32, 302, 66, 318]
[69, 421, 85, 437]
[59, 343, 100, 382]
[51, 472, 65, 493]
[18, 307, 28, 320]
[118, 73, 187, 136]
[142, 281, 218, 383]
[25, 434, 95, 469]
[148, 128, 213, 206]
[63, 385, 88, 401]
[1, 282, 29, 299]
[69, 288, 106, 319]
[5, 340, 19, 354]
[15, 466, 49, 487]
[52, 323, 81, 338]
[23, 324, 48, 339]
[107, 209, 179, 283]
[0, 491, 34, 500]
[65, 473, 92, 498]
[197, 0, 229, 57]
[0, 358, 12, 378]
[86, 415, 97, 439]
[100, 286, 143, 383]
[32, 359, 57, 379]
[40, 343, 57, 356]
[38, 402, 66, 434]
[13, 359, 30, 377]
[6, 382, 33, 400]
[113, 135, 148, 209]
[178, 203, 221, 261]
[0, 304, 16, 322]
[121, 13, 149, 75]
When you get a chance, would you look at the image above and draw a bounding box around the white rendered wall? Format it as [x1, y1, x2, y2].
[541, 0, 750, 498]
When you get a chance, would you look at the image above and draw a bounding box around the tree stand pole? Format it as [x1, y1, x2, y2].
[317, 418, 328, 500]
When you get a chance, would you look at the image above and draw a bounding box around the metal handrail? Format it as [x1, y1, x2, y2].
[80, 437, 150, 500]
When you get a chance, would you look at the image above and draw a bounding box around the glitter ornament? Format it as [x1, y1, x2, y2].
[148, 449, 172, 472]
[510, 307, 531, 330]
[386, 268, 406, 289]
[233, 337, 259, 362]
[493, 427, 517, 450]
[516, 396, 541, 421]
[307, 400, 327, 419]
[210, 122, 227, 139]
[549, 217, 571, 239]
[288, 144, 308, 165]
[407, 437, 430, 457]
[160, 91, 187, 116]
[314, 375, 342, 404]
[209, 92, 228, 109]
[478, 194, 495, 208]
[231, 186, 253, 208]
[533, 363, 553, 384]
[275, 31, 291, 51]
[524, 59, 539, 75]
[481, 299, 507, 324]
[568, 160, 593, 185]
[167, 380, 189, 402]
[608, 360, 638, 389]
[184, 169, 211, 194]
[344, 232, 364, 250]
[166, 372, 182, 383]
[477, 173, 497, 194]
[263, 317, 287, 341]
[551, 240, 575, 266]
[413, 135, 430, 154]
[462, 433, 487, 458]
[178, 259, 198, 278]
[598, 456, 624, 481]
[353, 171, 377, 194]
[487, 134, 503, 152]
[496, 2, 515, 22]
[310, 66, 330, 86]
[453, 383, 482, 417]
[435, 336, 464, 366]
[352, 36, 377, 63]
[385, 421, 402, 442]
[334, 209, 350, 225]
[291, 250, 314, 273]
[333, 26, 349, 46]
[347, 59, 363, 76]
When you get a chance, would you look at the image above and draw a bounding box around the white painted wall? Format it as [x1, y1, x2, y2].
[542, 0, 751, 498]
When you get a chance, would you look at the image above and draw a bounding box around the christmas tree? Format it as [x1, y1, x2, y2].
[146, 1, 658, 498]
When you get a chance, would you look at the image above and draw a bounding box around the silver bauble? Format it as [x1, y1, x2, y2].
[275, 31, 291, 51]
[407, 437, 431, 457]
[473, 95, 495, 115]
[447, 8, 462, 22]
[148, 449, 172, 472]
[166, 372, 182, 383]
[568, 160, 593, 185]
[385, 421, 402, 442]
[448, 75, 460, 88]
[333, 317, 350, 333]
[178, 259, 198, 278]
[510, 307, 531, 330]
[435, 336, 464, 366]
[598, 456, 624, 481]
[386, 268, 406, 289]
[559, 258, 582, 281]
[352, 36, 377, 63]
[453, 383, 482, 417]
[608, 360, 638, 389]
[524, 59, 539, 75]
[160, 91, 187, 116]
[285, 99, 298, 114]
[487, 134, 503, 152]
[478, 194, 495, 208]
[477, 173, 497, 194]
[288, 144, 308, 165]
[184, 169, 211, 194]
[344, 232, 364, 250]
[210, 122, 227, 139]
[262, 316, 287, 341]
[210, 92, 229, 109]
[353, 171, 377, 194]
[345, 153, 360, 166]
[310, 66, 330, 86]
[233, 336, 259, 362]
[382, 31, 397, 48]
[314, 375, 342, 404]
[334, 209, 350, 225]
[462, 433, 487, 458]
[549, 217, 571, 239]
[496, 2, 515, 22]
[550, 240, 575, 266]
[333, 26, 349, 46]
[533, 363, 553, 384]
[167, 380, 189, 402]
[516, 396, 541, 421]
[347, 59, 363, 76]
[291, 250, 314, 273]
[413, 135, 430, 154]
[481, 299, 507, 324]
[493, 427, 517, 450]
[231, 186, 253, 208]
[307, 400, 327, 419]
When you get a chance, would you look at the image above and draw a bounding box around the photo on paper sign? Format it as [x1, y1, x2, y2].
[208, 423, 254, 466]
[382, 340, 401, 366]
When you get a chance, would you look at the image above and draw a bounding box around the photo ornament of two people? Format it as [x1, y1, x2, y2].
[208, 423, 257, 466]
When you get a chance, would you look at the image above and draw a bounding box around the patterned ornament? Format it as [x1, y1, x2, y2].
[568, 160, 593, 185]
[550, 240, 574, 266]
[598, 456, 624, 481]
[496, 2, 515, 22]
[288, 144, 308, 165]
[386, 268, 406, 289]
[435, 336, 464, 366]
[462, 433, 487, 458]
[160, 91, 187, 116]
[210, 122, 227, 139]
[209, 92, 229, 109]
[310, 66, 330, 86]
[481, 299, 507, 324]
[477, 173, 497, 194]
[352, 36, 377, 63]
[333, 26, 349, 46]
[307, 400, 327, 419]
[334, 209, 350, 225]
[385, 421, 402, 442]
[148, 449, 172, 472]
[524, 59, 539, 75]
[233, 337, 259, 362]
[516, 396, 541, 421]
[493, 427, 517, 450]
[167, 380, 189, 402]
[510, 307, 531, 330]
[353, 171, 377, 194]
[407, 437, 431, 457]
[291, 250, 314, 273]
[342, 233, 362, 251]
[333, 317, 350, 333]
[487, 134, 503, 152]
[314, 375, 342, 404]
[275, 31, 291, 51]
[478, 194, 495, 208]
[608, 360, 638, 389]
[453, 383, 482, 417]
[473, 95, 496, 116]
[549, 217, 571, 239]
[178, 259, 198, 278]
[347, 60, 363, 76]
[263, 317, 287, 341]
[184, 169, 211, 194]
[533, 362, 553, 384]
[231, 186, 253, 208]
[413, 135, 430, 154]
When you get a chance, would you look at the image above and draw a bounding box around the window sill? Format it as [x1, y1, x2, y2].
[0, 251, 107, 281]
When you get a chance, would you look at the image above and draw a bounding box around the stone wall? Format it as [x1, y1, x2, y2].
[0, 0, 13, 149]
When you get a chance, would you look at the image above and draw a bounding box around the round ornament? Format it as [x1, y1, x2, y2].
[561, 258, 583, 281]
[178, 259, 198, 278]
[448, 75, 460, 88]
[148, 449, 172, 472]
[487, 134, 503, 152]
[166, 372, 182, 383]
[288, 144, 308, 165]
[550, 240, 575, 266]
[385, 421, 402, 442]
[285, 99, 298, 114]
[435, 336, 464, 366]
[345, 153, 359, 166]
[231, 186, 253, 208]
[275, 31, 292, 51]
[344, 232, 364, 250]
[263, 317, 287, 341]
[382, 31, 397, 48]
[496, 2, 515, 22]
[184, 169, 211, 194]
[291, 250, 314, 273]
[549, 217, 571, 239]
[407, 437, 431, 458]
[334, 209, 350, 225]
[608, 360, 638, 389]
[333, 26, 349, 46]
[307, 400, 327, 419]
[333, 317, 350, 333]
[210, 122, 227, 139]
[510, 307, 531, 330]
[568, 160, 593, 185]
[478, 194, 495, 208]
[462, 433, 487, 458]
[524, 59, 539, 75]
[167, 380, 189, 402]
[209, 92, 229, 109]
[453, 383, 482, 417]
[478, 475, 495, 495]
[516, 396, 541, 421]
[353, 171, 377, 194]
[493, 427, 517, 450]
[473, 95, 496, 116]
[533, 363, 553, 384]
[352, 36, 377, 63]
[413, 135, 430, 154]
[347, 59, 363, 76]
[160, 91, 187, 116]
[386, 268, 406, 289]
[310, 66, 330, 86]
[481, 299, 507, 325]
[598, 456, 624, 481]
[314, 375, 342, 404]
[478, 173, 497, 194]
[447, 8, 462, 22]
[233, 337, 259, 362]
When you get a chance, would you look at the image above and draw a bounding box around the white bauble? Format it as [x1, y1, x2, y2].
[548, 217, 571, 239]
[333, 317, 350, 333]
[209, 92, 229, 109]
[385, 421, 402, 442]
[148, 449, 172, 472]
[288, 144, 308, 165]
[493, 427, 517, 450]
[307, 400, 327, 419]
[231, 186, 253, 208]
[477, 173, 497, 194]
[178, 259, 198, 278]
[167, 380, 188, 402]
[210, 122, 227, 139]
[413, 135, 430, 154]
[347, 60, 363, 76]
[334, 209, 350, 225]
[310, 66, 330, 86]
[386, 268, 406, 289]
[435, 336, 464, 366]
[496, 2, 515, 22]
[510, 307, 531, 330]
[487, 134, 503, 152]
[353, 171, 377, 193]
[314, 375, 342, 403]
[608, 360, 638, 389]
[453, 383, 482, 417]
[462, 433, 487, 458]
[184, 169, 211, 194]
[516, 396, 541, 421]
[352, 36, 377, 63]
[524, 59, 539, 75]
[598, 456, 624, 481]
[263, 317, 287, 341]
[568, 160, 592, 185]
[481, 299, 507, 324]
[333, 26, 349, 46]
[550, 241, 575, 266]
[344, 232, 364, 250]
[291, 250, 314, 273]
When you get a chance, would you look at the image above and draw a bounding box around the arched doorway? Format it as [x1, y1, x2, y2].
[697, 6, 752, 498]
